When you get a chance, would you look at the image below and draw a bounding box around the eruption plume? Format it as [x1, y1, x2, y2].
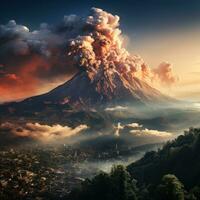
[0, 8, 177, 102]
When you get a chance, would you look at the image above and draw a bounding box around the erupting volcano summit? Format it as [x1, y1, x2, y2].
[0, 8, 175, 123]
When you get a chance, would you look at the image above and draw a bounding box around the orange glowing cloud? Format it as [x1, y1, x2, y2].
[0, 56, 50, 101]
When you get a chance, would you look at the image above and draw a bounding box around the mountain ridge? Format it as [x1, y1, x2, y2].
[8, 67, 171, 106]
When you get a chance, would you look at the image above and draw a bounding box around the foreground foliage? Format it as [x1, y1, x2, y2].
[68, 165, 138, 200]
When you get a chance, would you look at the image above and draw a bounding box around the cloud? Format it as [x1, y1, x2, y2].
[126, 123, 143, 128]
[0, 122, 88, 142]
[0, 8, 177, 102]
[153, 62, 178, 86]
[105, 106, 128, 111]
[130, 128, 172, 138]
[112, 121, 173, 140]
[0, 17, 78, 101]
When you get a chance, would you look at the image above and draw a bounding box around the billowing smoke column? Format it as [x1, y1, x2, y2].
[0, 8, 176, 102]
[66, 8, 178, 85]
[66, 8, 154, 83]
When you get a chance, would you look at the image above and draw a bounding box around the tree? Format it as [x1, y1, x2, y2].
[186, 186, 200, 200]
[88, 172, 112, 200]
[110, 165, 138, 200]
[156, 174, 185, 200]
[68, 165, 138, 200]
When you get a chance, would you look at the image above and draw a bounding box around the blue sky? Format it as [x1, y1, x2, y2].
[1, 0, 200, 36]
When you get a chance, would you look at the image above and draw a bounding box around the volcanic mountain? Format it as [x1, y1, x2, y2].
[0, 8, 174, 126]
[0, 65, 171, 124]
[32, 68, 168, 106]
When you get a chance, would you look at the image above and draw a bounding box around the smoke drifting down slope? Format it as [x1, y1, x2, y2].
[0, 8, 176, 102]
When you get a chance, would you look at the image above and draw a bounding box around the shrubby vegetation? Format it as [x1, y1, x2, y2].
[155, 174, 185, 200]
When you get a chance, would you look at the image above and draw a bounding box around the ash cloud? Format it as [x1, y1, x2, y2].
[0, 8, 177, 102]
[153, 62, 178, 86]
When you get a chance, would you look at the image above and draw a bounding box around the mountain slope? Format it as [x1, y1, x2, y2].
[31, 70, 167, 105]
[0, 66, 173, 126]
[1, 68, 170, 107]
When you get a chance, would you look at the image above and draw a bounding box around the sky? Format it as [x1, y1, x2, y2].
[0, 0, 200, 102]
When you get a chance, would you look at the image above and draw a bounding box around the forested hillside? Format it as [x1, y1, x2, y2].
[66, 128, 200, 200]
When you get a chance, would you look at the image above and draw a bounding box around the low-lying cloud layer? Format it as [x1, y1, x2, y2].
[105, 106, 128, 112]
[130, 128, 172, 138]
[0, 8, 177, 102]
[0, 122, 88, 142]
[113, 122, 172, 140]
[0, 120, 174, 147]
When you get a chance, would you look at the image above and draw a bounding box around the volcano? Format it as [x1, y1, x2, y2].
[25, 67, 169, 107]
[0, 8, 174, 126]
[0, 66, 171, 124]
